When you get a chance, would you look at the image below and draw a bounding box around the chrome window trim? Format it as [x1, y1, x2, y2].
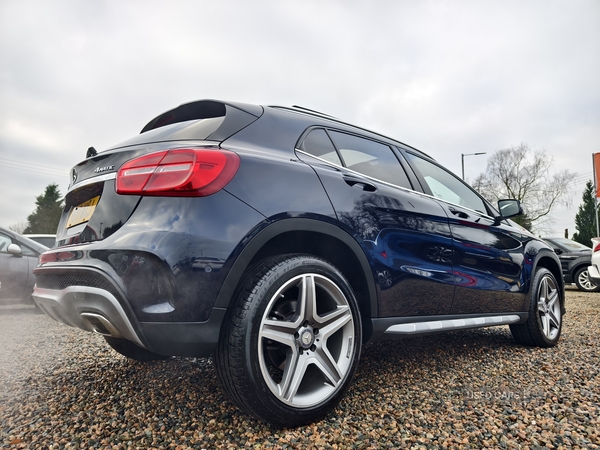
[295, 148, 497, 222]
[295, 148, 415, 194]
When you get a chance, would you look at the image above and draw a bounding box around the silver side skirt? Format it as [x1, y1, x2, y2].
[385, 315, 521, 335]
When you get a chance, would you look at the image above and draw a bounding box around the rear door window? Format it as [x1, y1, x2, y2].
[299, 128, 412, 189]
[327, 131, 411, 188]
[299, 129, 343, 165]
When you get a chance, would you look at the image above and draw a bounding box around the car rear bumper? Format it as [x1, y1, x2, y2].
[33, 285, 145, 346]
[32, 284, 225, 357]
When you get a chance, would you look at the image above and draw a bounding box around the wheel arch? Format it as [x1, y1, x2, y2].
[571, 262, 598, 292]
[571, 262, 590, 278]
[214, 218, 378, 330]
[533, 252, 565, 312]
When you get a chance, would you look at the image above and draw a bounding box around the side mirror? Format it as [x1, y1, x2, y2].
[497, 199, 522, 219]
[7, 243, 22, 256]
[493, 199, 523, 225]
[554, 248, 563, 255]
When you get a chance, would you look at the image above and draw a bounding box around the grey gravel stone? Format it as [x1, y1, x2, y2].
[1, 287, 598, 449]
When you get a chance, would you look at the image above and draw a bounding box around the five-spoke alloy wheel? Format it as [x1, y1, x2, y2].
[258, 273, 356, 408]
[215, 254, 362, 428]
[536, 273, 561, 341]
[510, 267, 562, 347]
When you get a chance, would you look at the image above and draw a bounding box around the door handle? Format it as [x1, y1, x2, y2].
[343, 176, 377, 192]
[449, 208, 469, 219]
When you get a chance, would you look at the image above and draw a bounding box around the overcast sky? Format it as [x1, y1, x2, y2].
[0, 0, 598, 238]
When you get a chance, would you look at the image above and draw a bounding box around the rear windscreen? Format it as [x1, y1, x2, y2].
[109, 103, 261, 149]
[114, 117, 226, 148]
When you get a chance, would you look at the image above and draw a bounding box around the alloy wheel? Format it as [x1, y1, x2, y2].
[537, 274, 561, 341]
[258, 273, 355, 408]
[577, 269, 595, 291]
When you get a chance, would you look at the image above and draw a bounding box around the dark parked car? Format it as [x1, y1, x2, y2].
[33, 100, 565, 427]
[542, 237, 597, 292]
[0, 227, 48, 304]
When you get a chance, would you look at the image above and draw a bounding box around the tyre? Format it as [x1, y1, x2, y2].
[104, 336, 170, 362]
[215, 254, 362, 427]
[574, 266, 600, 292]
[510, 267, 562, 347]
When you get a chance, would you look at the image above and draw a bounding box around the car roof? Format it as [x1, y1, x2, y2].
[134, 99, 433, 163]
[267, 105, 433, 161]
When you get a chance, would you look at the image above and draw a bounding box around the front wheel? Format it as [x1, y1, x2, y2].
[510, 267, 563, 347]
[575, 267, 600, 292]
[215, 254, 362, 428]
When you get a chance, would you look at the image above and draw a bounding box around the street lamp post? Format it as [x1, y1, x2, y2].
[461, 152, 487, 180]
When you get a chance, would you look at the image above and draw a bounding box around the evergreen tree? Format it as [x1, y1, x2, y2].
[513, 213, 533, 231]
[23, 183, 64, 234]
[572, 180, 599, 246]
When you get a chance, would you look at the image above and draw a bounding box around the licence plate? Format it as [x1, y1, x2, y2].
[67, 196, 100, 228]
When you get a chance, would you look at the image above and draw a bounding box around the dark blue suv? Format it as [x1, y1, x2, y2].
[33, 100, 564, 427]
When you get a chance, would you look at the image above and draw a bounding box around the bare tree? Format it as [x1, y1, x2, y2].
[9, 222, 28, 234]
[472, 143, 577, 232]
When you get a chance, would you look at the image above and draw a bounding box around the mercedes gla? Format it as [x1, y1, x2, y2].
[33, 100, 564, 427]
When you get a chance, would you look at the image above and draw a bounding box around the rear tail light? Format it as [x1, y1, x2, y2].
[592, 237, 600, 253]
[116, 148, 239, 197]
[39, 251, 81, 264]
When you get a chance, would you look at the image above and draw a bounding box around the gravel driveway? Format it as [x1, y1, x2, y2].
[1, 287, 598, 449]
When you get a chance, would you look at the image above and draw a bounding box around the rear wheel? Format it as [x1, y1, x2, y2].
[215, 254, 361, 427]
[104, 336, 170, 362]
[574, 267, 599, 292]
[510, 267, 562, 347]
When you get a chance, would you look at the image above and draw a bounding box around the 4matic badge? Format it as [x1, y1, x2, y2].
[94, 165, 115, 174]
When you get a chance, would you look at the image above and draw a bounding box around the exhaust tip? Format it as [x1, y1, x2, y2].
[80, 312, 122, 338]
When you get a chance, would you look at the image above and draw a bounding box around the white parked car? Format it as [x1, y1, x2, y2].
[587, 237, 600, 289]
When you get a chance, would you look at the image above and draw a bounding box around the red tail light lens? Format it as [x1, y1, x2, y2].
[592, 238, 600, 252]
[116, 148, 240, 197]
[39, 251, 81, 264]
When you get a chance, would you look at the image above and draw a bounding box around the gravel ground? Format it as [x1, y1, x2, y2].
[1, 287, 598, 449]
